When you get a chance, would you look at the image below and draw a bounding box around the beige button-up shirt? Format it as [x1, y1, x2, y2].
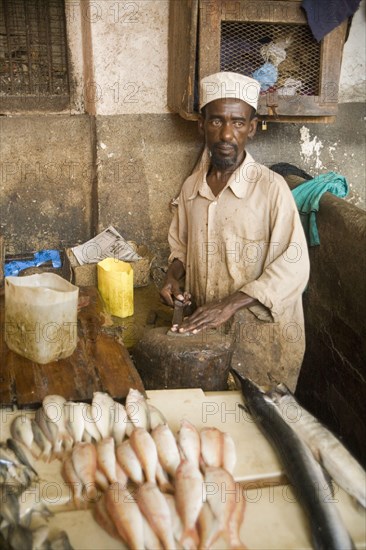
[168, 149, 310, 326]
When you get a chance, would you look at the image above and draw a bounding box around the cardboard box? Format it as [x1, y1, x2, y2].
[62, 245, 154, 288]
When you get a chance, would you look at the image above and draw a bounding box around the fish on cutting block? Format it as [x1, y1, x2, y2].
[175, 459, 204, 549]
[136, 482, 176, 550]
[116, 439, 145, 485]
[91, 392, 115, 439]
[129, 428, 158, 484]
[126, 388, 151, 431]
[152, 424, 181, 478]
[105, 483, 145, 550]
[71, 442, 98, 503]
[178, 419, 201, 468]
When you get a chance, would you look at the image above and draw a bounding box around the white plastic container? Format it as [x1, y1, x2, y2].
[5, 273, 79, 364]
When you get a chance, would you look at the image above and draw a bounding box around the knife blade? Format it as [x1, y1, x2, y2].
[172, 299, 185, 326]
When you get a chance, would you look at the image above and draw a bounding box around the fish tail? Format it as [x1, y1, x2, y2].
[181, 527, 199, 549]
[204, 527, 224, 549]
[229, 542, 248, 550]
[62, 432, 74, 452]
[30, 442, 42, 459]
[84, 482, 99, 503]
[41, 447, 53, 463]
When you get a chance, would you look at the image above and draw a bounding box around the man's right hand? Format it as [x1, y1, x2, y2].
[160, 279, 184, 307]
[159, 258, 188, 307]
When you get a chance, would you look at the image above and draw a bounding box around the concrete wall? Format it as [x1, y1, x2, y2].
[296, 192, 366, 466]
[0, 115, 95, 254]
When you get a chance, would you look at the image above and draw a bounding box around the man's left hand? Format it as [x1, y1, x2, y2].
[176, 291, 257, 334]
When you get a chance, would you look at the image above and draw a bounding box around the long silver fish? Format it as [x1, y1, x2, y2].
[270, 383, 366, 508]
[232, 369, 356, 550]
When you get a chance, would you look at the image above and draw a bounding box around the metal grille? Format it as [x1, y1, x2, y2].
[221, 21, 320, 96]
[0, 0, 69, 96]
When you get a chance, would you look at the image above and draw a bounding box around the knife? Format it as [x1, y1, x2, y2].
[171, 299, 185, 326]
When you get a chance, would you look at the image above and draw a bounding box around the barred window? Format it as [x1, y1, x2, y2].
[0, 0, 69, 111]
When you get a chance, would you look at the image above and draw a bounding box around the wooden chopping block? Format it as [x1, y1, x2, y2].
[132, 326, 234, 391]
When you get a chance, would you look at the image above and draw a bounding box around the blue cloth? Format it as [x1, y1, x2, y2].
[252, 62, 278, 92]
[5, 250, 62, 277]
[291, 172, 348, 246]
[301, 0, 361, 42]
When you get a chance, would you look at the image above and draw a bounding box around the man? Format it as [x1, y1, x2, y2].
[160, 72, 310, 391]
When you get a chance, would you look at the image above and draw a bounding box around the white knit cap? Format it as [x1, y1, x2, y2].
[199, 71, 261, 111]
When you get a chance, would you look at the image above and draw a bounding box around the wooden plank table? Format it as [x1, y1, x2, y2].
[0, 287, 144, 407]
[1, 390, 365, 549]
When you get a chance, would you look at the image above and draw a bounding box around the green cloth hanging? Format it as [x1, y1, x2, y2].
[291, 172, 349, 246]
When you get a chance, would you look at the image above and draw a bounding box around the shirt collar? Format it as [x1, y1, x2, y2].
[188, 148, 257, 200]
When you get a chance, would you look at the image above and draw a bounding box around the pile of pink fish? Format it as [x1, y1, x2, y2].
[10, 388, 247, 549]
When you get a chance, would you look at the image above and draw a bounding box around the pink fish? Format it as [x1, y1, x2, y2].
[197, 501, 217, 550]
[152, 424, 180, 478]
[112, 401, 128, 444]
[64, 402, 85, 444]
[62, 456, 84, 509]
[148, 403, 167, 430]
[165, 494, 183, 544]
[129, 428, 158, 484]
[95, 469, 109, 492]
[178, 419, 201, 468]
[116, 440, 144, 485]
[126, 388, 151, 430]
[97, 437, 118, 484]
[175, 460, 204, 549]
[71, 442, 98, 502]
[105, 483, 145, 550]
[91, 392, 115, 439]
[204, 467, 239, 548]
[228, 484, 247, 549]
[136, 482, 176, 550]
[222, 432, 237, 475]
[93, 493, 121, 542]
[200, 428, 224, 469]
[156, 461, 174, 493]
[82, 403, 102, 442]
[142, 516, 164, 550]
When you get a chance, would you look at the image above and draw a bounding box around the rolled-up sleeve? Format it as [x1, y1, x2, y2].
[239, 178, 310, 320]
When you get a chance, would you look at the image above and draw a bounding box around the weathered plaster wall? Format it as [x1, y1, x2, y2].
[85, 0, 169, 115]
[338, 0, 366, 102]
[0, 116, 94, 254]
[96, 114, 202, 262]
[247, 103, 366, 209]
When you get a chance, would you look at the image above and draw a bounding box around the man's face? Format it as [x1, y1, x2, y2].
[199, 98, 257, 171]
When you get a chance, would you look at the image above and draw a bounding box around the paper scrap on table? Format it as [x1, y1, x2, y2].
[72, 226, 142, 265]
